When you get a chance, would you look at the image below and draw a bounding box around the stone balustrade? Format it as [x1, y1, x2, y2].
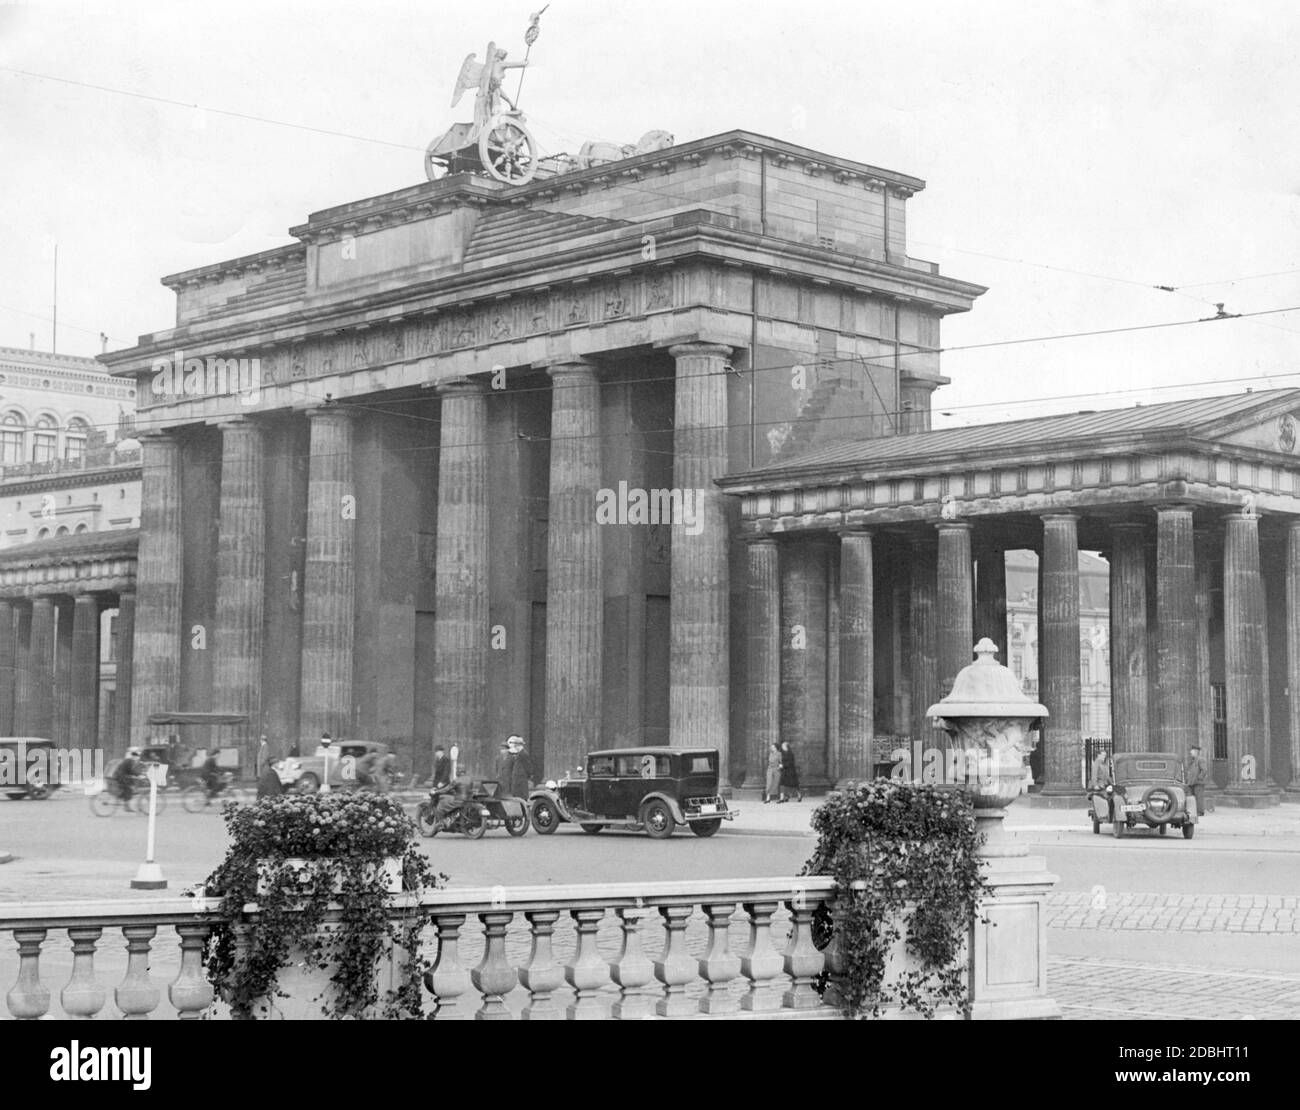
[1, 878, 844, 1020]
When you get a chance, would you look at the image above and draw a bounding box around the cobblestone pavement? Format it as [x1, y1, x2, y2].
[1048, 955, 1300, 1020]
[1047, 892, 1300, 932]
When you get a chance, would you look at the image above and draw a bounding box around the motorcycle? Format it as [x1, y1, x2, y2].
[416, 781, 529, 838]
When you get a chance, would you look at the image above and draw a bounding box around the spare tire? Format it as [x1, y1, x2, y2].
[1142, 786, 1178, 824]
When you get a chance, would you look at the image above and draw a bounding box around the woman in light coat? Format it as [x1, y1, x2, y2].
[764, 743, 782, 803]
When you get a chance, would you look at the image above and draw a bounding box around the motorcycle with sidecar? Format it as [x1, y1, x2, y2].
[417, 779, 529, 838]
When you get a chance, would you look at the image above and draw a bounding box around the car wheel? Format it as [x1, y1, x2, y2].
[462, 807, 487, 840]
[1158, 823, 1168, 836]
[7, 792, 25, 801]
[579, 823, 603, 835]
[1092, 817, 1100, 835]
[1141, 786, 1178, 825]
[1183, 823, 1195, 840]
[506, 810, 529, 837]
[530, 798, 560, 835]
[641, 800, 676, 840]
[27, 783, 51, 801]
[294, 773, 320, 795]
[1112, 817, 1126, 839]
[416, 803, 438, 837]
[691, 818, 723, 838]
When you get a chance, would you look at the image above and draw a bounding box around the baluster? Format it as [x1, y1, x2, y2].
[698, 901, 741, 1014]
[115, 925, 161, 1019]
[6, 928, 51, 1019]
[782, 896, 826, 1009]
[821, 897, 848, 1009]
[654, 904, 697, 1017]
[425, 912, 473, 1020]
[565, 908, 609, 1020]
[471, 911, 518, 1020]
[170, 923, 215, 1019]
[609, 906, 656, 1020]
[740, 900, 785, 1012]
[61, 926, 108, 1019]
[520, 910, 564, 1020]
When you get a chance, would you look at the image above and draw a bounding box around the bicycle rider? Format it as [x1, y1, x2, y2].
[114, 748, 142, 805]
[201, 750, 222, 799]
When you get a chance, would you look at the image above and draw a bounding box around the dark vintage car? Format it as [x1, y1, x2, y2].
[527, 747, 736, 839]
[0, 737, 60, 800]
[1090, 751, 1198, 839]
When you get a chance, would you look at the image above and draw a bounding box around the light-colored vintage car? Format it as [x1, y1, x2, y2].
[277, 741, 396, 794]
[1090, 751, 1197, 839]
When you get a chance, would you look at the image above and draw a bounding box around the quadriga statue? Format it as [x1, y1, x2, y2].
[577, 130, 674, 169]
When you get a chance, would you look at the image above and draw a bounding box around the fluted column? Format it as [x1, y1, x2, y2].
[543, 362, 602, 778]
[780, 539, 830, 786]
[300, 408, 356, 739]
[667, 342, 731, 755]
[113, 592, 136, 755]
[1193, 529, 1214, 761]
[837, 529, 874, 782]
[744, 536, 780, 789]
[1109, 523, 1148, 753]
[1155, 506, 1198, 757]
[130, 432, 183, 743]
[1286, 522, 1300, 795]
[432, 381, 489, 772]
[973, 545, 1007, 662]
[1224, 511, 1269, 795]
[29, 597, 54, 739]
[213, 419, 266, 759]
[53, 600, 73, 746]
[1039, 513, 1083, 798]
[908, 536, 939, 750]
[68, 595, 99, 748]
[0, 599, 14, 735]
[13, 602, 31, 735]
[936, 521, 973, 701]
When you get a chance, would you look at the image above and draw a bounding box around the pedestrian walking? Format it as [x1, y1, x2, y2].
[1185, 744, 1209, 818]
[764, 742, 782, 803]
[431, 745, 451, 788]
[257, 759, 284, 799]
[506, 735, 533, 798]
[494, 741, 513, 789]
[255, 734, 276, 778]
[779, 740, 802, 802]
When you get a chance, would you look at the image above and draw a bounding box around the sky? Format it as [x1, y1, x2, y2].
[2, 0, 1298, 429]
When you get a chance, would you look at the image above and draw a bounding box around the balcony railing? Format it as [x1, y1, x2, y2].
[2, 877, 851, 1020]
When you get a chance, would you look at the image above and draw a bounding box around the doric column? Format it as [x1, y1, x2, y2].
[1039, 513, 1083, 798]
[936, 521, 973, 700]
[13, 602, 31, 735]
[130, 432, 183, 744]
[837, 530, 874, 783]
[744, 536, 780, 790]
[1223, 511, 1269, 796]
[543, 361, 603, 778]
[1155, 506, 1198, 757]
[113, 592, 136, 755]
[432, 380, 490, 773]
[29, 597, 55, 739]
[0, 599, 14, 735]
[1286, 522, 1300, 796]
[299, 408, 356, 740]
[908, 535, 939, 750]
[1109, 523, 1148, 753]
[973, 545, 1007, 662]
[53, 600, 73, 746]
[1193, 529, 1215, 762]
[212, 419, 266, 759]
[780, 539, 830, 787]
[68, 595, 100, 748]
[667, 343, 731, 755]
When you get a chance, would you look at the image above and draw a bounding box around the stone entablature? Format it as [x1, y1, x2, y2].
[0, 530, 138, 599]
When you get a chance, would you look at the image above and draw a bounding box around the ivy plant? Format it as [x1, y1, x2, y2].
[803, 780, 989, 1019]
[201, 791, 444, 1020]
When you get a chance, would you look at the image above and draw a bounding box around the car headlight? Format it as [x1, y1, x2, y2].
[545, 779, 557, 790]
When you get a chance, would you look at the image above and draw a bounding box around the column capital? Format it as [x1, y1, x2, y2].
[663, 341, 734, 360]
[534, 356, 599, 379]
[427, 376, 489, 398]
[935, 520, 972, 534]
[1039, 511, 1080, 525]
[740, 532, 779, 547]
[1154, 503, 1196, 517]
[835, 525, 873, 538]
[215, 416, 265, 434]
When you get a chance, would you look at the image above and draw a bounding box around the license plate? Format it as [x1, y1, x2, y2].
[1124, 804, 1144, 813]
[699, 804, 717, 815]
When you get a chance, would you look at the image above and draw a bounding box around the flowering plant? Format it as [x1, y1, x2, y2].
[202, 792, 444, 1019]
[803, 780, 988, 1019]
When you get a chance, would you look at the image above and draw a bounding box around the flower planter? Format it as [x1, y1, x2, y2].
[255, 857, 403, 897]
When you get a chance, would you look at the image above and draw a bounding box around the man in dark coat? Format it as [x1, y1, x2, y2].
[779, 741, 802, 802]
[506, 735, 532, 798]
[257, 759, 284, 799]
[431, 746, 452, 789]
[1184, 744, 1209, 819]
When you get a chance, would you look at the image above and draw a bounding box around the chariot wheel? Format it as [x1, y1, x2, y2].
[479, 117, 538, 185]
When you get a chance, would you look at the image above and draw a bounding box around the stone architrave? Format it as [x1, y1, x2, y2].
[837, 530, 874, 783]
[29, 597, 55, 740]
[68, 596, 100, 748]
[1155, 506, 1198, 757]
[432, 380, 490, 773]
[543, 361, 603, 778]
[114, 592, 136, 754]
[1038, 513, 1083, 800]
[667, 343, 731, 761]
[936, 521, 973, 701]
[744, 536, 780, 791]
[1286, 522, 1300, 796]
[1223, 511, 1272, 801]
[213, 419, 266, 759]
[300, 408, 356, 740]
[130, 433, 183, 741]
[0, 599, 14, 735]
[1109, 523, 1148, 754]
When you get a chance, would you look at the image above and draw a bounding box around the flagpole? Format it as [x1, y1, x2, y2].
[514, 5, 548, 105]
